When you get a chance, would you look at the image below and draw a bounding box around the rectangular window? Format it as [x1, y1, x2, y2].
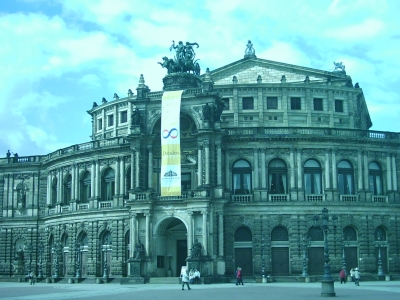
[222, 98, 230, 110]
[242, 97, 254, 110]
[107, 114, 114, 127]
[98, 119, 103, 130]
[267, 97, 278, 109]
[181, 173, 191, 192]
[157, 256, 165, 268]
[120, 111, 127, 123]
[335, 100, 343, 112]
[313, 98, 323, 111]
[290, 97, 301, 110]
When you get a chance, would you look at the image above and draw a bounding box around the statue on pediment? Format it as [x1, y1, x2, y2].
[244, 40, 256, 58]
[158, 40, 201, 76]
[333, 61, 345, 72]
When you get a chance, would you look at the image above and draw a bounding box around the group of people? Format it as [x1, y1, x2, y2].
[181, 268, 201, 290]
[339, 267, 361, 286]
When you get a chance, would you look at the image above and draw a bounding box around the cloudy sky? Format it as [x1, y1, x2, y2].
[1, 0, 399, 157]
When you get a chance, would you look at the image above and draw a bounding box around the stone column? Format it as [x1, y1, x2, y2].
[202, 212, 208, 256]
[392, 154, 398, 190]
[71, 164, 76, 201]
[216, 144, 222, 186]
[290, 149, 295, 189]
[129, 212, 137, 257]
[357, 151, 363, 190]
[90, 160, 96, 198]
[130, 153, 135, 190]
[115, 157, 120, 195]
[205, 141, 210, 185]
[218, 213, 224, 257]
[363, 151, 369, 190]
[254, 149, 259, 189]
[332, 150, 337, 189]
[95, 160, 100, 198]
[145, 213, 151, 257]
[148, 146, 153, 189]
[135, 151, 140, 189]
[187, 212, 193, 257]
[297, 150, 302, 189]
[197, 144, 203, 187]
[57, 169, 62, 203]
[225, 150, 230, 190]
[47, 173, 52, 206]
[387, 155, 392, 191]
[120, 157, 125, 196]
[261, 150, 266, 189]
[325, 152, 330, 189]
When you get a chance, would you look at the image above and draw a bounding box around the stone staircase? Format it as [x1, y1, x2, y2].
[148, 277, 181, 284]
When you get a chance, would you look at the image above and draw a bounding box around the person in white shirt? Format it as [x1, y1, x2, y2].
[194, 269, 201, 284]
[181, 269, 191, 290]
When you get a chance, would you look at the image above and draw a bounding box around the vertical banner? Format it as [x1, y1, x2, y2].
[161, 90, 183, 196]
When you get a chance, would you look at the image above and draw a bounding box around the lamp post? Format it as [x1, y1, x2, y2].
[38, 242, 44, 278]
[313, 207, 336, 297]
[341, 234, 350, 277]
[375, 233, 384, 276]
[102, 239, 112, 279]
[52, 241, 61, 278]
[167, 254, 173, 277]
[25, 244, 33, 276]
[301, 236, 311, 277]
[75, 243, 84, 279]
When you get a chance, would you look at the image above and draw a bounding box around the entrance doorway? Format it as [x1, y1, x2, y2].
[271, 247, 289, 276]
[177, 240, 187, 276]
[308, 247, 324, 275]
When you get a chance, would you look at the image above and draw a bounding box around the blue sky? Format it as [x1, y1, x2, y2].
[1, 0, 400, 156]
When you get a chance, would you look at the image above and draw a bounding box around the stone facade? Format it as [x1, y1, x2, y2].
[0, 49, 399, 281]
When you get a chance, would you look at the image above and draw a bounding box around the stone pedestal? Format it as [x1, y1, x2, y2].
[162, 73, 202, 91]
[321, 279, 336, 297]
[126, 258, 145, 284]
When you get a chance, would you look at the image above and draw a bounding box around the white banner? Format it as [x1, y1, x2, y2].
[161, 90, 183, 196]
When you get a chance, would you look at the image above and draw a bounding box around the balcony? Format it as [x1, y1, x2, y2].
[306, 194, 325, 202]
[372, 195, 388, 203]
[268, 194, 289, 202]
[340, 194, 359, 202]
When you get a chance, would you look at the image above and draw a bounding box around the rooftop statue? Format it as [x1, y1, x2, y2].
[333, 61, 345, 72]
[244, 40, 256, 58]
[158, 40, 201, 76]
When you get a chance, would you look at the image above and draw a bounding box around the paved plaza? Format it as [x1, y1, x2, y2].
[0, 281, 399, 300]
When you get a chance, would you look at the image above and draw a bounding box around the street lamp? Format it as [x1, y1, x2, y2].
[375, 233, 384, 276]
[25, 244, 33, 276]
[301, 235, 311, 277]
[341, 234, 350, 276]
[75, 243, 84, 279]
[52, 241, 61, 278]
[167, 254, 173, 277]
[38, 242, 44, 278]
[102, 239, 112, 279]
[313, 207, 336, 297]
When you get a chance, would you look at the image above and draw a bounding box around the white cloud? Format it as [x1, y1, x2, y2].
[258, 41, 311, 66]
[325, 18, 385, 41]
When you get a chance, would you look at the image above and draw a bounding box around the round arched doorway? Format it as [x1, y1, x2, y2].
[155, 217, 188, 277]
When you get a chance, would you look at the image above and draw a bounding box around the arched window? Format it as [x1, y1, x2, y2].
[337, 160, 354, 194]
[234, 226, 252, 241]
[63, 174, 72, 205]
[232, 160, 252, 194]
[369, 162, 383, 195]
[268, 159, 287, 194]
[271, 226, 289, 241]
[102, 168, 115, 201]
[375, 226, 386, 241]
[308, 227, 324, 241]
[343, 226, 357, 241]
[304, 159, 322, 194]
[80, 171, 91, 203]
[51, 177, 57, 206]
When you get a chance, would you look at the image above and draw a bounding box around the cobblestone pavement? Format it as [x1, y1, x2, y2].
[0, 281, 399, 300]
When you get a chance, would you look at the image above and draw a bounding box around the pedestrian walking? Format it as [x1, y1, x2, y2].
[181, 269, 191, 290]
[339, 268, 346, 284]
[235, 267, 243, 285]
[29, 271, 36, 285]
[350, 268, 355, 282]
[354, 267, 361, 286]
